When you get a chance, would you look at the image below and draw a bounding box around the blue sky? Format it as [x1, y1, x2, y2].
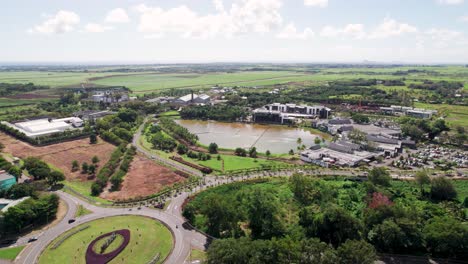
[1, 0, 467, 63]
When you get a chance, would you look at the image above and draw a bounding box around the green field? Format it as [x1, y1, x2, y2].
[62, 181, 112, 205]
[93, 71, 313, 93]
[0, 71, 143, 88]
[0, 246, 25, 260]
[184, 154, 287, 172]
[39, 215, 173, 264]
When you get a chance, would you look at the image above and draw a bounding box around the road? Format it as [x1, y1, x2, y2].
[14, 190, 207, 264]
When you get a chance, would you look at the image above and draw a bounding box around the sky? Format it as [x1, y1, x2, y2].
[1, 0, 468, 64]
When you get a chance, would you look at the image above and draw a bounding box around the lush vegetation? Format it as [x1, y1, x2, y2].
[0, 83, 48, 96]
[180, 105, 249, 122]
[96, 109, 141, 146]
[184, 172, 468, 262]
[2, 194, 59, 233]
[22, 157, 65, 185]
[91, 146, 126, 196]
[158, 117, 198, 145]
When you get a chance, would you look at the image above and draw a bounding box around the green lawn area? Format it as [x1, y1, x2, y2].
[159, 110, 180, 117]
[62, 180, 112, 205]
[414, 102, 468, 129]
[0, 97, 55, 107]
[184, 154, 287, 172]
[93, 71, 314, 93]
[0, 246, 25, 260]
[75, 205, 93, 218]
[39, 215, 173, 264]
[188, 249, 206, 263]
[0, 71, 142, 88]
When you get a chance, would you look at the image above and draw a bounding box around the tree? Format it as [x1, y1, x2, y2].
[337, 240, 376, 264]
[351, 113, 370, 124]
[430, 177, 457, 201]
[300, 205, 362, 246]
[200, 193, 240, 238]
[300, 238, 339, 264]
[289, 149, 294, 155]
[234, 148, 247, 157]
[81, 162, 89, 174]
[88, 164, 96, 174]
[7, 166, 22, 179]
[71, 160, 79, 172]
[265, 150, 271, 159]
[90, 133, 97, 144]
[423, 217, 468, 257]
[47, 171, 65, 186]
[6, 183, 36, 199]
[348, 129, 367, 143]
[177, 144, 188, 155]
[247, 188, 285, 240]
[208, 143, 219, 154]
[92, 156, 100, 164]
[314, 137, 321, 145]
[415, 170, 431, 195]
[249, 147, 258, 158]
[297, 137, 302, 145]
[368, 167, 391, 187]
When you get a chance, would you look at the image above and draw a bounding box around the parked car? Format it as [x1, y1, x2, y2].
[68, 219, 75, 224]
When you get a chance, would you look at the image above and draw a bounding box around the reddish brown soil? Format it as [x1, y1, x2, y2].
[101, 153, 186, 201]
[0, 133, 116, 180]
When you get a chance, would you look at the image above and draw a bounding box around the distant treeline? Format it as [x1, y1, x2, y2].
[180, 105, 249, 122]
[0, 82, 49, 96]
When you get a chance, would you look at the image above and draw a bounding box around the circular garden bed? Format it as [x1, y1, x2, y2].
[39, 215, 173, 264]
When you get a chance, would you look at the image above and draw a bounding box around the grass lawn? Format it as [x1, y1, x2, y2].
[159, 110, 180, 117]
[62, 180, 112, 205]
[39, 215, 173, 264]
[0, 97, 55, 107]
[75, 205, 93, 218]
[184, 154, 287, 172]
[188, 249, 206, 262]
[0, 246, 25, 260]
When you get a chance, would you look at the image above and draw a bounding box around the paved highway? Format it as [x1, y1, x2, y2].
[15, 190, 207, 264]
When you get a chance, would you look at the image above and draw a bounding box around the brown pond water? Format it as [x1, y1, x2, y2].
[175, 120, 320, 154]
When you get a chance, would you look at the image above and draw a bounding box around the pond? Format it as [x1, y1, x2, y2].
[175, 120, 320, 154]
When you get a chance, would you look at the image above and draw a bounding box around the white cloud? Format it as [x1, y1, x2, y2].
[84, 23, 113, 33]
[135, 0, 283, 39]
[368, 18, 417, 39]
[436, 0, 464, 5]
[459, 15, 468, 21]
[213, 0, 225, 12]
[29, 10, 80, 34]
[276, 23, 314, 39]
[304, 0, 328, 7]
[320, 23, 365, 38]
[105, 8, 130, 23]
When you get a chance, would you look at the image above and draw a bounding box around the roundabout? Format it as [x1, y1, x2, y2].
[38, 215, 173, 264]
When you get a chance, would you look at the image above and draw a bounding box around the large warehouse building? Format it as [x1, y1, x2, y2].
[2, 117, 83, 138]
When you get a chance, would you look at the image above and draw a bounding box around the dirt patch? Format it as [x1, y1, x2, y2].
[0, 133, 115, 181]
[101, 153, 186, 201]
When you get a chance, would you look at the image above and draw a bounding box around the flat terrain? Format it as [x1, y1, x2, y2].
[0, 133, 115, 180]
[38, 215, 173, 264]
[0, 245, 25, 260]
[101, 153, 186, 201]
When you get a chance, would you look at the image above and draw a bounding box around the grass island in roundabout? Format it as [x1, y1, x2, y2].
[39, 215, 173, 264]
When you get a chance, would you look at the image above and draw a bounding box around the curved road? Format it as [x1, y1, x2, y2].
[15, 190, 207, 264]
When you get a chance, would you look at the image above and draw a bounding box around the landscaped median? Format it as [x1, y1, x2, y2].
[39, 215, 173, 264]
